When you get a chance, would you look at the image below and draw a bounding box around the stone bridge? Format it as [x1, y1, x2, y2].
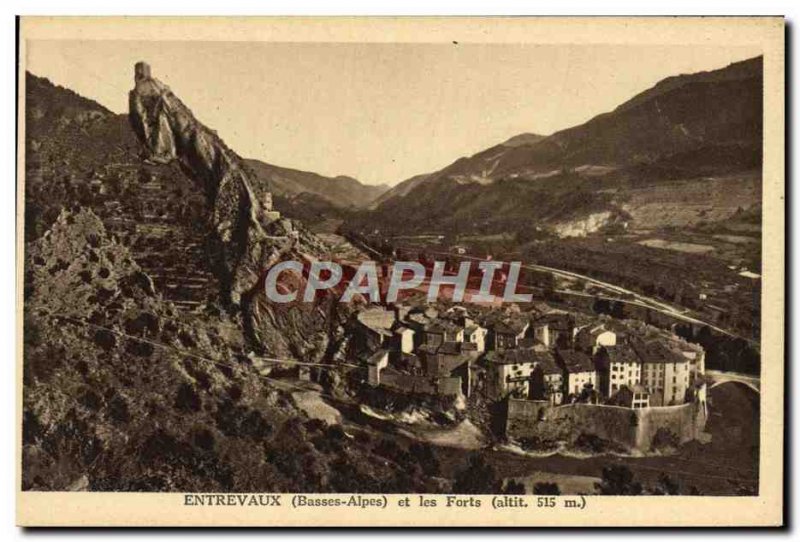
[706, 370, 760, 394]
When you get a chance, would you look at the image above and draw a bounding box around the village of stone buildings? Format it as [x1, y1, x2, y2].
[353, 298, 709, 452]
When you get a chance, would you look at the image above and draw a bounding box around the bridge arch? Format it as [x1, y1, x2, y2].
[708, 379, 760, 395]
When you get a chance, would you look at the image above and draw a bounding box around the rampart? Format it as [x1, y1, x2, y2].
[506, 397, 707, 453]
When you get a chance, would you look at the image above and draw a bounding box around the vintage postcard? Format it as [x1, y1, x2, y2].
[16, 16, 784, 527]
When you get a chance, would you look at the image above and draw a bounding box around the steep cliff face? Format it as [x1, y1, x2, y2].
[127, 62, 344, 359]
[128, 62, 290, 305]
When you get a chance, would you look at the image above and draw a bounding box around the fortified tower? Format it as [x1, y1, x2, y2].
[134, 61, 152, 82]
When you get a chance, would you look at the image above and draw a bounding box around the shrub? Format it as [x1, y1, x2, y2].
[595, 465, 642, 495]
[650, 428, 680, 452]
[503, 480, 527, 494]
[532, 481, 561, 495]
[453, 453, 501, 494]
[174, 383, 201, 412]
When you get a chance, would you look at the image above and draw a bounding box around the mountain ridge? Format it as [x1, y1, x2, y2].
[245, 158, 388, 209]
[360, 56, 763, 236]
[25, 70, 386, 211]
[373, 56, 762, 210]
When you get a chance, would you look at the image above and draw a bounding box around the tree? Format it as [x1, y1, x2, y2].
[452, 453, 501, 494]
[503, 480, 526, 494]
[532, 482, 561, 495]
[652, 473, 681, 495]
[592, 297, 611, 314]
[650, 428, 680, 452]
[409, 442, 440, 477]
[595, 465, 643, 495]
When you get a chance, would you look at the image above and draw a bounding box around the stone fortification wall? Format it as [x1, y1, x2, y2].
[506, 398, 706, 452]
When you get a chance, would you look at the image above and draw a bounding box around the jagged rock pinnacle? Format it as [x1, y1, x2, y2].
[128, 62, 283, 305]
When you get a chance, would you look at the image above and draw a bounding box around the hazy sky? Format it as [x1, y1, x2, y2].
[26, 41, 760, 185]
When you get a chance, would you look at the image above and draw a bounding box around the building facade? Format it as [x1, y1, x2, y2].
[557, 349, 597, 397]
[598, 344, 641, 397]
[633, 340, 691, 406]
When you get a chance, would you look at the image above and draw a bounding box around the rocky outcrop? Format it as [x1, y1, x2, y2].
[127, 62, 345, 359]
[552, 211, 614, 238]
[23, 208, 269, 490]
[128, 62, 287, 305]
[21, 208, 425, 493]
[25, 208, 157, 321]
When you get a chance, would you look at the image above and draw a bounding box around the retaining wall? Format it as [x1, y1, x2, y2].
[635, 402, 706, 449]
[506, 398, 706, 453]
[380, 372, 462, 397]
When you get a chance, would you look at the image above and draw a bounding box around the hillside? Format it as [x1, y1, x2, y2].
[25, 72, 384, 240]
[371, 172, 432, 208]
[246, 159, 387, 209]
[22, 207, 444, 492]
[360, 56, 763, 237]
[22, 66, 460, 493]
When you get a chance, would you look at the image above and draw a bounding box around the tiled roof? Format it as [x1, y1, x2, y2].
[437, 341, 462, 356]
[536, 312, 574, 331]
[487, 347, 542, 366]
[424, 318, 462, 334]
[417, 344, 439, 355]
[419, 341, 478, 359]
[603, 344, 640, 366]
[536, 352, 562, 375]
[357, 307, 396, 335]
[577, 324, 611, 341]
[557, 349, 594, 373]
[493, 317, 528, 335]
[630, 339, 688, 365]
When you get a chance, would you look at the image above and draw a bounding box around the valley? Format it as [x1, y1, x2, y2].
[20, 53, 764, 497]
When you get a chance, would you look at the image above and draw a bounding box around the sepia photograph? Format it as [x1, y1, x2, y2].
[15, 16, 785, 527]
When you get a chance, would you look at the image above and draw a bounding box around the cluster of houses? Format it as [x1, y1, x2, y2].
[357, 302, 705, 409]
